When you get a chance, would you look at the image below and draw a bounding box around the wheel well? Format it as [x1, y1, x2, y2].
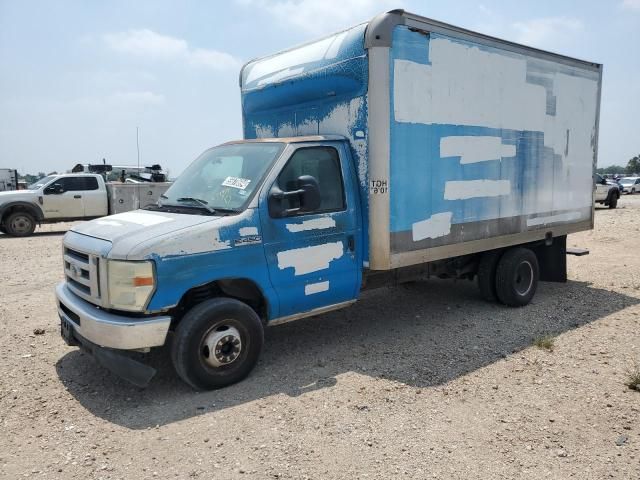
[0, 203, 42, 225]
[172, 278, 268, 326]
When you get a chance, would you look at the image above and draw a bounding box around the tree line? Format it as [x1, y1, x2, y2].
[596, 154, 640, 176]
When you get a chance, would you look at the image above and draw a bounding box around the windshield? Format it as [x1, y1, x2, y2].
[28, 175, 56, 190]
[620, 178, 636, 185]
[160, 143, 284, 212]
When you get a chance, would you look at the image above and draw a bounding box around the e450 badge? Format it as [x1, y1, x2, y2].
[234, 235, 262, 246]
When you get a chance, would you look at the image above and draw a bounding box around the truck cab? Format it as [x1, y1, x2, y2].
[56, 137, 363, 389]
[0, 173, 108, 236]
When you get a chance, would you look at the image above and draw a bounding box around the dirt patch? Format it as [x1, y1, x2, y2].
[1, 200, 639, 479]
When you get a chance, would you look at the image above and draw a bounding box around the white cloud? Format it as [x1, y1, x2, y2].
[187, 48, 242, 70]
[511, 17, 584, 48]
[237, 0, 400, 35]
[103, 29, 241, 70]
[109, 91, 165, 105]
[622, 0, 640, 11]
[63, 91, 166, 111]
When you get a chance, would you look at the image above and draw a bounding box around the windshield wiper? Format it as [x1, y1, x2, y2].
[176, 197, 216, 214]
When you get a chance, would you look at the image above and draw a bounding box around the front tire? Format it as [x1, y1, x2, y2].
[608, 193, 618, 209]
[171, 297, 264, 390]
[495, 247, 539, 307]
[5, 211, 36, 236]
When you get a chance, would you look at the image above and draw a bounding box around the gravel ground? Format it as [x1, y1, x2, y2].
[1, 197, 639, 479]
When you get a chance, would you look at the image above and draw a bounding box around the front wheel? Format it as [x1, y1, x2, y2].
[608, 194, 618, 209]
[495, 247, 539, 307]
[171, 297, 264, 390]
[5, 211, 36, 236]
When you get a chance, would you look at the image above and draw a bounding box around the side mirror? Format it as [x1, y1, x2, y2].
[268, 175, 321, 218]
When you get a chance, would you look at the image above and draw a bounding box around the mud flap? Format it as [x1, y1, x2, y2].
[531, 235, 567, 283]
[75, 332, 157, 388]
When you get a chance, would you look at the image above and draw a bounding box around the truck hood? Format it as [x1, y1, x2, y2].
[72, 209, 258, 260]
[0, 190, 38, 204]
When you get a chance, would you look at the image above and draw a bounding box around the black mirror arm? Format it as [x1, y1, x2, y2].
[271, 188, 305, 200]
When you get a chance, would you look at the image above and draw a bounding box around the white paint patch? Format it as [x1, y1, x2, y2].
[239, 226, 258, 236]
[257, 67, 304, 87]
[393, 37, 599, 216]
[254, 124, 275, 138]
[108, 211, 173, 226]
[526, 211, 583, 227]
[245, 30, 348, 86]
[305, 281, 330, 295]
[277, 241, 343, 276]
[444, 180, 511, 200]
[412, 212, 453, 241]
[440, 136, 516, 164]
[94, 220, 124, 227]
[285, 217, 336, 232]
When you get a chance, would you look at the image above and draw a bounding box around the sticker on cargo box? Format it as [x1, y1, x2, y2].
[222, 176, 251, 190]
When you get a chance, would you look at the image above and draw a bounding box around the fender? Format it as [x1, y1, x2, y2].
[0, 201, 45, 222]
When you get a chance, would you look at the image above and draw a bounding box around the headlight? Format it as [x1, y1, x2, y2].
[107, 260, 155, 312]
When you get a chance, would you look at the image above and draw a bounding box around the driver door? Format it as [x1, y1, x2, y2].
[259, 143, 362, 319]
[42, 177, 85, 218]
[594, 175, 609, 202]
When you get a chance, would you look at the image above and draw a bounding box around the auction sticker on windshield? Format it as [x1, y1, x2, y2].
[222, 176, 251, 190]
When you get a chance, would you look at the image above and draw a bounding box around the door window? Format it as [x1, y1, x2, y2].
[275, 147, 345, 214]
[55, 176, 99, 191]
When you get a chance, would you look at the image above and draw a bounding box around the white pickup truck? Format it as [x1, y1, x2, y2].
[0, 173, 170, 236]
[594, 174, 620, 209]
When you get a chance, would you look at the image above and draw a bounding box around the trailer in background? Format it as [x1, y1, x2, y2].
[0, 169, 19, 191]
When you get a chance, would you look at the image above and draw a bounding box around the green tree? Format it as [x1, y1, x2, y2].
[596, 164, 626, 175]
[627, 155, 640, 175]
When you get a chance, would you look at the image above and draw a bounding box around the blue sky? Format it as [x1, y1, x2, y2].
[1, 0, 638, 176]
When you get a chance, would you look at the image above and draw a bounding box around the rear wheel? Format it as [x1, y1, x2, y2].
[5, 211, 36, 237]
[477, 250, 503, 302]
[171, 297, 264, 390]
[495, 247, 539, 307]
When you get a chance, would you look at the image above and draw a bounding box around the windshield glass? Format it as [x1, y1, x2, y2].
[620, 178, 635, 185]
[160, 143, 284, 212]
[28, 175, 56, 190]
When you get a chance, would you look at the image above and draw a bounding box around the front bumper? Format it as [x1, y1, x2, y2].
[56, 282, 171, 350]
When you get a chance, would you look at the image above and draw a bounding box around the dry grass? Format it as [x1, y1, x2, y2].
[533, 335, 555, 352]
[625, 361, 640, 391]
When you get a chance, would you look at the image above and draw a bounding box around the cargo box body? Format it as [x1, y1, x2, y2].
[240, 10, 602, 270]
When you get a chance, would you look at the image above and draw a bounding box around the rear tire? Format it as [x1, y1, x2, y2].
[171, 297, 264, 390]
[477, 250, 503, 302]
[5, 211, 36, 237]
[495, 247, 539, 307]
[608, 193, 618, 209]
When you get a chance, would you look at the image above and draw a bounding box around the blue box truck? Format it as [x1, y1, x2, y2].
[56, 10, 602, 389]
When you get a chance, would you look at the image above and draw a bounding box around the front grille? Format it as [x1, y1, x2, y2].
[63, 245, 101, 305]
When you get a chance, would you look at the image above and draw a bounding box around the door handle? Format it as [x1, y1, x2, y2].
[74, 195, 82, 199]
[347, 235, 355, 252]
